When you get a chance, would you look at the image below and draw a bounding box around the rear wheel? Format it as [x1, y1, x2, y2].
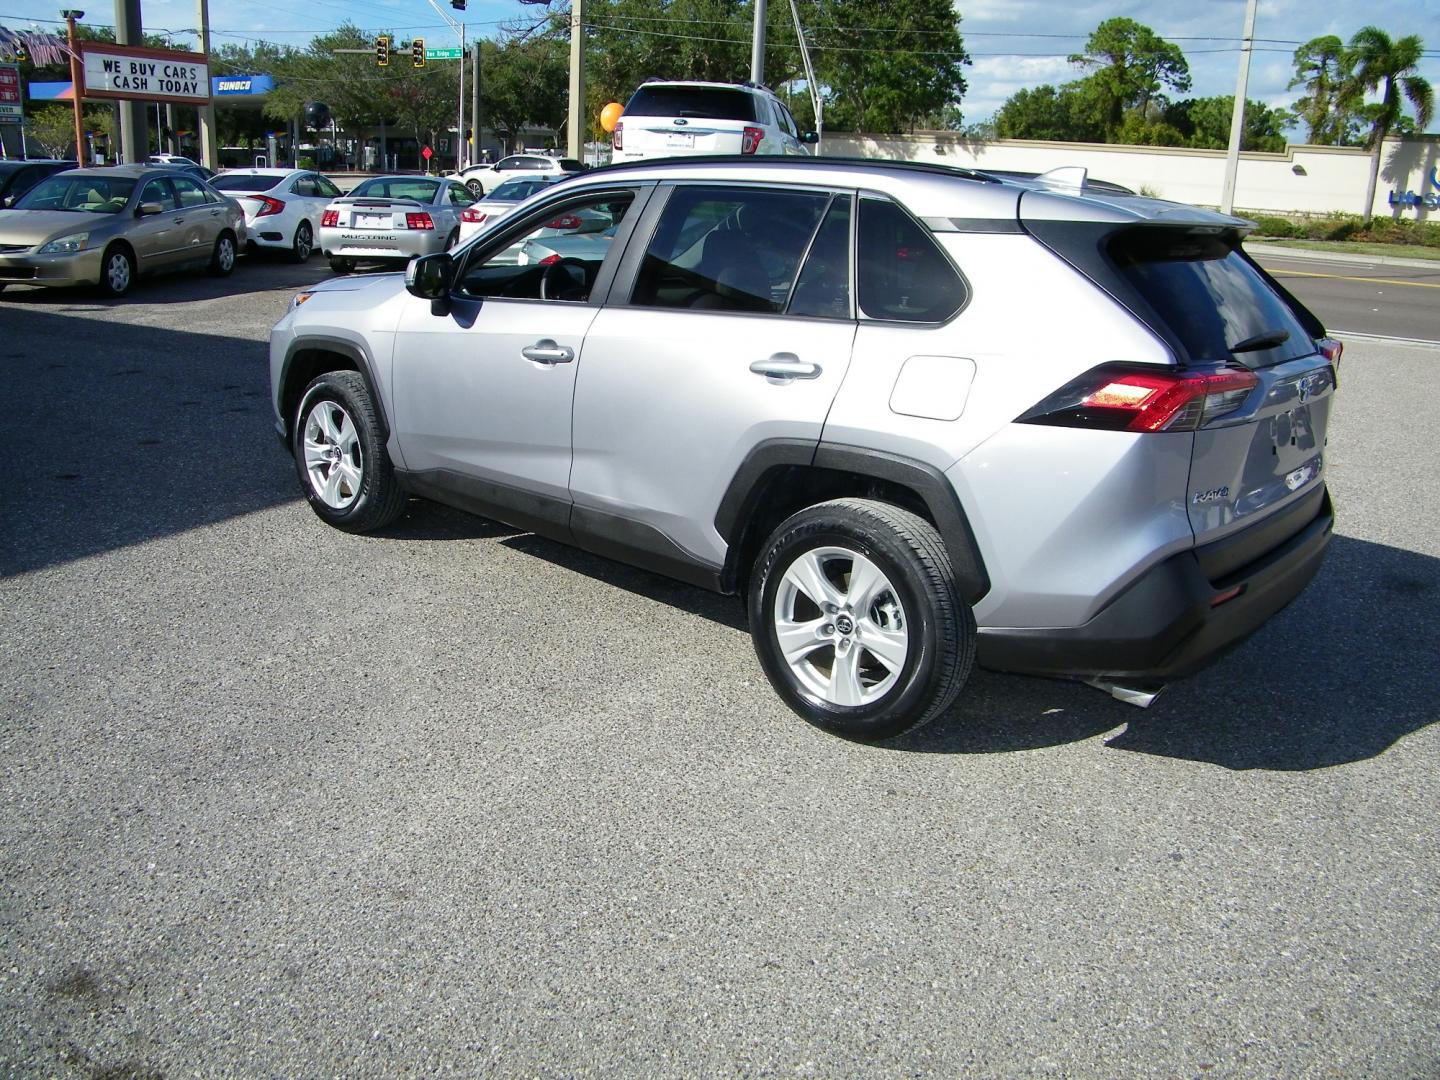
[97, 244, 135, 297]
[466, 179, 484, 198]
[293, 371, 405, 533]
[329, 256, 355, 274]
[208, 231, 236, 276]
[290, 220, 314, 263]
[749, 498, 973, 741]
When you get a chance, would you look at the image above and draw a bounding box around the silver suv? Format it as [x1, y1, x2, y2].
[269, 157, 1339, 741]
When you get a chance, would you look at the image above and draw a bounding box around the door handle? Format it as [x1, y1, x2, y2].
[750, 354, 821, 380]
[521, 339, 575, 364]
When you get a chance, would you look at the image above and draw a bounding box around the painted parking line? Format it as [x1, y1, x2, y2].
[1269, 268, 1440, 289]
[1332, 329, 1440, 348]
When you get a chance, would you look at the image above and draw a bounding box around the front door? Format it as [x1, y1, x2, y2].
[390, 184, 652, 535]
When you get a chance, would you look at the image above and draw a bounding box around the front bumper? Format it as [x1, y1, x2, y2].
[320, 226, 443, 261]
[975, 487, 1334, 681]
[0, 247, 104, 288]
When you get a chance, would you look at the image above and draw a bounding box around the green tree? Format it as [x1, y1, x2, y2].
[1165, 96, 1292, 152]
[1288, 35, 1357, 145]
[1068, 17, 1190, 140]
[480, 37, 568, 152]
[993, 84, 1103, 142]
[1345, 26, 1434, 222]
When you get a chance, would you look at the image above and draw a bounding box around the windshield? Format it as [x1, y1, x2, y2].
[623, 86, 757, 121]
[350, 177, 439, 201]
[17, 175, 136, 213]
[211, 174, 283, 192]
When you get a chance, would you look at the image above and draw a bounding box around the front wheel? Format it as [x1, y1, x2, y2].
[466, 179, 484, 198]
[208, 232, 236, 276]
[748, 498, 974, 741]
[97, 244, 135, 297]
[293, 371, 406, 533]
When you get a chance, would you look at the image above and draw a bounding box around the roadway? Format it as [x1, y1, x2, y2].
[1250, 250, 1440, 345]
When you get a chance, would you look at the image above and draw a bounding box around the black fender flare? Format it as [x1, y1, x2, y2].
[280, 335, 390, 441]
[714, 439, 990, 603]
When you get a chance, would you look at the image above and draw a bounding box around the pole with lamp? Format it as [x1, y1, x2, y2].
[419, 0, 467, 171]
[62, 9, 85, 164]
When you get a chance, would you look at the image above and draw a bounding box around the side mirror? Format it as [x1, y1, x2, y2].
[406, 251, 454, 314]
[801, 131, 820, 145]
[136, 201, 164, 216]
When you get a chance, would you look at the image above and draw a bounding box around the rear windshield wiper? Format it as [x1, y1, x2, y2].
[1229, 328, 1290, 354]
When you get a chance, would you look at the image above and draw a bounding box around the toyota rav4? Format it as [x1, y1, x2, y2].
[269, 157, 1339, 741]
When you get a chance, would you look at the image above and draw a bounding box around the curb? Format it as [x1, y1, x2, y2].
[1244, 241, 1439, 271]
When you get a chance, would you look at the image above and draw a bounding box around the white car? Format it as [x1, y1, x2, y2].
[610, 80, 817, 164]
[456, 176, 567, 244]
[211, 168, 343, 262]
[455, 154, 584, 198]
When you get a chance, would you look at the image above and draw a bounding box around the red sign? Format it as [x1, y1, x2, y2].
[421, 145, 433, 161]
[0, 64, 19, 124]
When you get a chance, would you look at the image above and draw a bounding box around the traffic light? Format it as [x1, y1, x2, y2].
[376, 36, 390, 66]
[412, 38, 425, 68]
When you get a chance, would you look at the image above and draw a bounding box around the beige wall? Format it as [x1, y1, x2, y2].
[821, 133, 1440, 220]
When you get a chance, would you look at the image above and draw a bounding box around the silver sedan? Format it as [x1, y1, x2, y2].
[319, 175, 476, 273]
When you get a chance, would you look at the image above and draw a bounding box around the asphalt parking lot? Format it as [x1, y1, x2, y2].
[1, 256, 1437, 1078]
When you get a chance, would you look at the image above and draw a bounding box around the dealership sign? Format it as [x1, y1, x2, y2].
[80, 43, 211, 103]
[1388, 167, 1440, 212]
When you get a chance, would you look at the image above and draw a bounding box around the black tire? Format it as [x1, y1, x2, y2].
[466, 179, 484, 198]
[292, 371, 406, 533]
[748, 498, 974, 741]
[329, 256, 355, 274]
[97, 243, 136, 297]
[290, 220, 314, 263]
[208, 231, 237, 276]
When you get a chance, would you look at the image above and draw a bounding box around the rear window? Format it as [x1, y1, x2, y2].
[1109, 229, 1312, 368]
[350, 178, 440, 201]
[212, 174, 283, 192]
[624, 86, 757, 122]
[490, 178, 555, 201]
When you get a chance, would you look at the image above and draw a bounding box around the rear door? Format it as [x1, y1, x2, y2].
[570, 182, 857, 571]
[1107, 228, 1337, 546]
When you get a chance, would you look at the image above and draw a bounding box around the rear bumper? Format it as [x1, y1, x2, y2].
[975, 487, 1334, 681]
[320, 227, 444, 260]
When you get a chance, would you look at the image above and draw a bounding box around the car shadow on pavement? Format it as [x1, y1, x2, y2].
[0, 307, 297, 577]
[0, 257, 330, 308]
[900, 535, 1439, 772]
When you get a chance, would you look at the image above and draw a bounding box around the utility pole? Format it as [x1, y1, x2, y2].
[195, 0, 216, 168]
[1220, 0, 1258, 215]
[566, 0, 584, 160]
[788, 0, 820, 150]
[417, 0, 467, 170]
[751, 0, 766, 84]
[62, 10, 85, 164]
[471, 40, 481, 163]
[113, 0, 148, 162]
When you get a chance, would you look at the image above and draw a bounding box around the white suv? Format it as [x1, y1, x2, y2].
[611, 80, 816, 164]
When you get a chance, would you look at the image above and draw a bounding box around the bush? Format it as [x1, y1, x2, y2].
[1253, 215, 1301, 238]
[297, 156, 316, 170]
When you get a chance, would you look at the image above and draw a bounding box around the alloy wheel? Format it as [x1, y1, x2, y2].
[107, 252, 131, 294]
[302, 399, 363, 509]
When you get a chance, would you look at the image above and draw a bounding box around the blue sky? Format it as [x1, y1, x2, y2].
[2, 0, 1436, 126]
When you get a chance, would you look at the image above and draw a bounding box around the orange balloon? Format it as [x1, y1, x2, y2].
[600, 102, 624, 134]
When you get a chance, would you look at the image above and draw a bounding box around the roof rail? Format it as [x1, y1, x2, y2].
[576, 154, 1001, 184]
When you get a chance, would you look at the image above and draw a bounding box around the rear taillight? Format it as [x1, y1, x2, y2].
[1317, 336, 1342, 385]
[543, 213, 581, 230]
[538, 254, 562, 266]
[612, 120, 623, 151]
[321, 209, 339, 227]
[247, 194, 284, 217]
[460, 208, 487, 224]
[405, 212, 434, 230]
[740, 126, 764, 155]
[1018, 365, 1260, 433]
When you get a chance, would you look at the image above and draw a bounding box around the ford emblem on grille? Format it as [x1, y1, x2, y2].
[674, 118, 688, 126]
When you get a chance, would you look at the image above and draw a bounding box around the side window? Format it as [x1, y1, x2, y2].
[631, 185, 830, 314]
[448, 183, 474, 206]
[495, 156, 521, 171]
[787, 195, 851, 319]
[455, 192, 635, 303]
[778, 105, 799, 138]
[291, 176, 320, 197]
[315, 175, 342, 198]
[140, 178, 179, 211]
[170, 176, 212, 207]
[856, 197, 967, 323]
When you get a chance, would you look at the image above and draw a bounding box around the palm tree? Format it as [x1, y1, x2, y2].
[1345, 27, 1434, 223]
[1288, 35, 1357, 145]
